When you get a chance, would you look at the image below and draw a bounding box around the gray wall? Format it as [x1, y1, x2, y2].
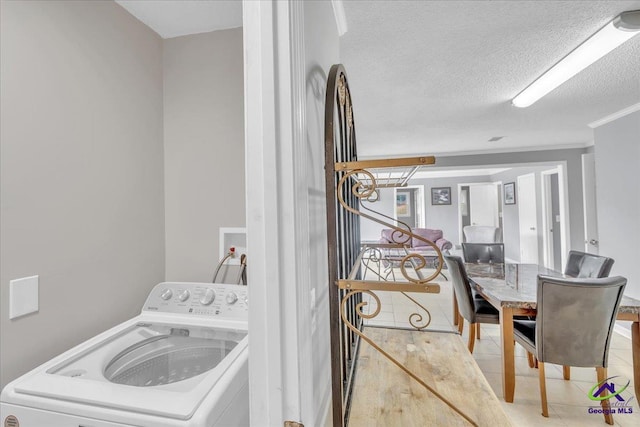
[163, 28, 245, 282]
[357, 146, 588, 265]
[594, 111, 640, 298]
[360, 177, 490, 243]
[417, 176, 491, 243]
[0, 1, 165, 388]
[435, 148, 588, 253]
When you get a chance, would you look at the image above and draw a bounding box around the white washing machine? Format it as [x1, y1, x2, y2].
[1, 282, 249, 427]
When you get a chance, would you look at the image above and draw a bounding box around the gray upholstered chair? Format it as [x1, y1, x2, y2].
[564, 250, 615, 278]
[513, 275, 626, 424]
[460, 243, 504, 338]
[444, 255, 499, 353]
[557, 250, 615, 377]
[462, 243, 505, 264]
[463, 225, 500, 243]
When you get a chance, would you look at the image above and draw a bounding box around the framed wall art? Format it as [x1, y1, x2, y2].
[431, 187, 451, 205]
[504, 182, 516, 205]
[396, 191, 411, 217]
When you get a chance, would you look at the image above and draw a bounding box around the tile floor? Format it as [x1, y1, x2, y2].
[362, 275, 639, 426]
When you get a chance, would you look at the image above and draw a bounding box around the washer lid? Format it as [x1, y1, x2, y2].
[12, 322, 248, 420]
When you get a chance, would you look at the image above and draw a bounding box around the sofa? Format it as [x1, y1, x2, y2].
[379, 228, 452, 252]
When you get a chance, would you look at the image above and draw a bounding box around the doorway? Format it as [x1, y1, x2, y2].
[458, 182, 501, 243]
[582, 153, 599, 254]
[394, 186, 425, 229]
[542, 170, 562, 270]
[518, 173, 539, 264]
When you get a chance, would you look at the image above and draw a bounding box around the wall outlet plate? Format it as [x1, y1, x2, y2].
[9, 275, 39, 319]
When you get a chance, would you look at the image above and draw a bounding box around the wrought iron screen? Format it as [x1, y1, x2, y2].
[324, 65, 477, 427]
[324, 64, 361, 427]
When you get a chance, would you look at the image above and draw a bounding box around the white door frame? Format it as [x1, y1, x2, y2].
[541, 169, 557, 269]
[244, 1, 310, 424]
[582, 152, 599, 254]
[551, 163, 570, 269]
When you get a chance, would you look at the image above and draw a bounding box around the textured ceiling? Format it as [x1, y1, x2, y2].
[114, 1, 640, 158]
[340, 0, 640, 158]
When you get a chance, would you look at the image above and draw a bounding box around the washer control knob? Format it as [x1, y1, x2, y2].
[177, 289, 190, 302]
[160, 289, 173, 300]
[226, 292, 238, 305]
[200, 289, 216, 306]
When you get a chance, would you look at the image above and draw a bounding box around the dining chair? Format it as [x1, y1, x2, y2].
[529, 251, 616, 373]
[564, 250, 615, 279]
[460, 243, 504, 339]
[513, 275, 626, 424]
[443, 255, 500, 353]
[462, 243, 505, 264]
[557, 250, 615, 377]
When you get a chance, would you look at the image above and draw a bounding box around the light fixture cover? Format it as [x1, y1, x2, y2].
[512, 10, 640, 108]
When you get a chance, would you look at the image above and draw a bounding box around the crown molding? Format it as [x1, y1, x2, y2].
[588, 102, 640, 128]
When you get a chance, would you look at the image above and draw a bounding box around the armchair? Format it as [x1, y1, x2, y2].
[463, 225, 500, 243]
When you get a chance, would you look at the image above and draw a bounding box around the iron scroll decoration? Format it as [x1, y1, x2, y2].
[324, 64, 478, 426]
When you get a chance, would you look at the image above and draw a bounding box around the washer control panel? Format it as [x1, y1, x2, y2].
[143, 282, 248, 319]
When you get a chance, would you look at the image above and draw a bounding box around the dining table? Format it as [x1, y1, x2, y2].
[465, 262, 640, 404]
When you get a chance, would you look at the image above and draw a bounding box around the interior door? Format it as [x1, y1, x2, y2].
[518, 174, 539, 264]
[469, 184, 498, 226]
[582, 153, 599, 254]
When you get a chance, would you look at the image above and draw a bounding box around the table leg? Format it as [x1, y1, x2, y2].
[500, 307, 516, 403]
[632, 321, 640, 402]
[452, 291, 459, 326]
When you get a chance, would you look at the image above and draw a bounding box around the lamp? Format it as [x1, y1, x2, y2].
[512, 10, 640, 108]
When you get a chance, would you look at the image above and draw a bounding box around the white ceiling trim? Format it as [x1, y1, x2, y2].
[588, 102, 640, 128]
[358, 142, 592, 160]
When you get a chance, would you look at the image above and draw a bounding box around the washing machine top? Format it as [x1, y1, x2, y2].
[3, 282, 249, 421]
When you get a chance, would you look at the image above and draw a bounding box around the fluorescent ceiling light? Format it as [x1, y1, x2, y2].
[512, 10, 640, 108]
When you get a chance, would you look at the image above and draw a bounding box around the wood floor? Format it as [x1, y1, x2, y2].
[348, 326, 511, 427]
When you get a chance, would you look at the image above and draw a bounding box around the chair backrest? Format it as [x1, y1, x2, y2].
[564, 250, 614, 278]
[462, 243, 505, 264]
[536, 275, 626, 368]
[443, 255, 477, 323]
[463, 225, 500, 243]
